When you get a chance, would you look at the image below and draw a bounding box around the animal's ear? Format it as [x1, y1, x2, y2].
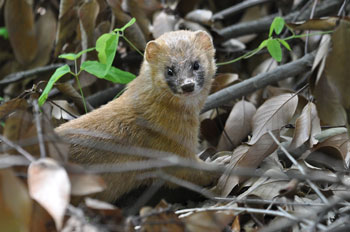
[145, 41, 161, 63]
[194, 31, 214, 51]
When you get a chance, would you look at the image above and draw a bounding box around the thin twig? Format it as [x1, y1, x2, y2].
[33, 101, 46, 158]
[202, 52, 315, 113]
[338, 0, 349, 16]
[0, 135, 35, 162]
[176, 205, 299, 220]
[304, 0, 318, 54]
[215, 197, 336, 207]
[0, 63, 73, 86]
[216, 0, 342, 40]
[212, 0, 275, 20]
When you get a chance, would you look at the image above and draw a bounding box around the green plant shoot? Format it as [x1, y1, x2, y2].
[38, 65, 71, 106]
[216, 16, 333, 66]
[39, 18, 138, 108]
[0, 27, 8, 39]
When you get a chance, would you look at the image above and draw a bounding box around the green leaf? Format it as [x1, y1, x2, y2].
[58, 53, 77, 60]
[0, 27, 8, 39]
[105, 66, 136, 84]
[81, 61, 105, 77]
[96, 33, 118, 75]
[76, 47, 96, 59]
[81, 61, 135, 84]
[278, 39, 291, 51]
[269, 17, 285, 36]
[119, 18, 136, 32]
[59, 47, 95, 61]
[267, 39, 282, 62]
[38, 65, 71, 106]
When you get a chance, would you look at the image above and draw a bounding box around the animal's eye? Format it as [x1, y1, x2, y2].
[167, 68, 174, 76]
[193, 61, 200, 70]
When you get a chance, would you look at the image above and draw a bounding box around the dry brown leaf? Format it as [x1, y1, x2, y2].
[67, 164, 106, 196]
[235, 6, 268, 43]
[175, 19, 208, 32]
[30, 201, 57, 232]
[216, 145, 249, 197]
[84, 198, 124, 226]
[265, 86, 294, 98]
[185, 9, 213, 26]
[140, 200, 185, 232]
[308, 131, 348, 169]
[252, 58, 278, 77]
[183, 210, 235, 232]
[54, 0, 78, 56]
[221, 39, 246, 53]
[85, 197, 116, 210]
[290, 102, 321, 149]
[325, 20, 350, 130]
[51, 100, 79, 120]
[5, 0, 38, 64]
[232, 216, 240, 232]
[217, 100, 256, 151]
[122, 0, 161, 18]
[152, 11, 177, 39]
[287, 17, 342, 31]
[28, 158, 71, 230]
[0, 98, 28, 119]
[312, 35, 331, 84]
[217, 132, 278, 197]
[31, 8, 57, 68]
[313, 74, 347, 126]
[210, 73, 239, 94]
[249, 94, 298, 145]
[78, 0, 99, 61]
[0, 169, 32, 232]
[3, 110, 33, 147]
[249, 179, 290, 200]
[107, 0, 146, 50]
[125, 0, 153, 40]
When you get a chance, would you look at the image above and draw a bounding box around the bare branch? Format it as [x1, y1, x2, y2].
[202, 52, 315, 113]
[212, 0, 275, 21]
[216, 0, 343, 40]
[0, 63, 72, 86]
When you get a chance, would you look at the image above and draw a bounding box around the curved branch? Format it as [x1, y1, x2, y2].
[0, 63, 73, 86]
[217, 0, 342, 40]
[202, 52, 315, 113]
[212, 0, 275, 21]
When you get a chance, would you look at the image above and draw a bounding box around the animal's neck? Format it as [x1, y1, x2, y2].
[124, 73, 207, 152]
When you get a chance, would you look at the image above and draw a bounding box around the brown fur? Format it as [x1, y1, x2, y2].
[56, 30, 217, 202]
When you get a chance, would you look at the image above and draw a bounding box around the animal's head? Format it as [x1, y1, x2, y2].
[144, 30, 216, 97]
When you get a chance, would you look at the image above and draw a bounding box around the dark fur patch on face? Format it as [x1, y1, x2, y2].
[164, 67, 178, 94]
[196, 70, 205, 88]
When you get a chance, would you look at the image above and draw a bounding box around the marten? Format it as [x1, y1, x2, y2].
[56, 30, 217, 202]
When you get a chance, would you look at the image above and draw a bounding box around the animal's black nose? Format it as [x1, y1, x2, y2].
[181, 83, 195, 93]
